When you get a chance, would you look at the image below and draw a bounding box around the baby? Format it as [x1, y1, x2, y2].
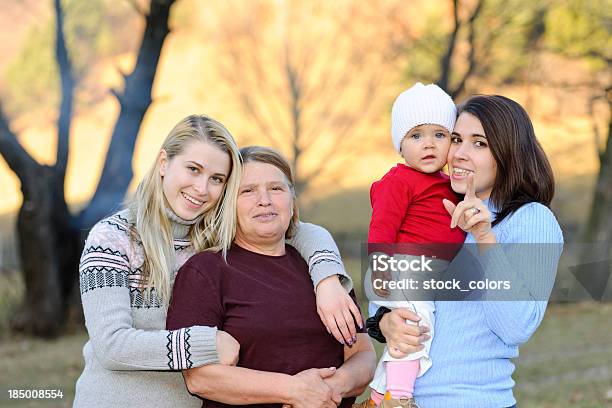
[359, 83, 466, 408]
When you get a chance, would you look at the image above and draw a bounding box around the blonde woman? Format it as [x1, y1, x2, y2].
[73, 115, 359, 408]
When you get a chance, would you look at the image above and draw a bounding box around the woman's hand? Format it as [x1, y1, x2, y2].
[443, 173, 496, 245]
[215, 330, 240, 366]
[371, 265, 391, 298]
[322, 376, 344, 406]
[284, 367, 338, 408]
[316, 276, 363, 345]
[379, 308, 430, 358]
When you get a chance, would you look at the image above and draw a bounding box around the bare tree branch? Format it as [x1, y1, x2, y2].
[217, 39, 287, 147]
[0, 105, 39, 179]
[301, 78, 381, 184]
[588, 94, 606, 163]
[582, 99, 612, 243]
[109, 87, 125, 105]
[437, 0, 460, 92]
[114, 63, 130, 83]
[213, 0, 400, 193]
[54, 0, 74, 179]
[450, 0, 484, 98]
[299, 7, 388, 146]
[215, 8, 290, 148]
[585, 50, 612, 65]
[125, 0, 147, 16]
[79, 0, 176, 229]
[303, 136, 372, 187]
[243, 97, 285, 147]
[284, 44, 303, 183]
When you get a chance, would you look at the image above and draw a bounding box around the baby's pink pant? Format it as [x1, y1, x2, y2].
[370, 360, 420, 404]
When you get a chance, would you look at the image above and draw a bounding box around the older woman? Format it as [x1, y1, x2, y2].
[167, 146, 377, 408]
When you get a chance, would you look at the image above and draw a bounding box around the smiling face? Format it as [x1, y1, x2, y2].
[448, 112, 498, 200]
[400, 124, 451, 173]
[159, 140, 231, 220]
[235, 161, 294, 251]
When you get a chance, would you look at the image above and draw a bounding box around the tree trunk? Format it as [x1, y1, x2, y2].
[78, 0, 174, 230]
[583, 110, 612, 245]
[579, 102, 612, 297]
[3, 0, 176, 337]
[10, 166, 80, 337]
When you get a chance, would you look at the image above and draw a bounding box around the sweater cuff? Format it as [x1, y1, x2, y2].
[184, 325, 219, 368]
[310, 256, 353, 292]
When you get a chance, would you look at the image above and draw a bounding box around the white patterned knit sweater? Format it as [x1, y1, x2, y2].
[73, 208, 350, 408]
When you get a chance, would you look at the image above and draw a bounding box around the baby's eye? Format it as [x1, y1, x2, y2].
[435, 132, 447, 139]
[411, 133, 421, 140]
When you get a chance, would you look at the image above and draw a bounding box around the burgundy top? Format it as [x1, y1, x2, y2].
[369, 163, 465, 260]
[166, 243, 363, 408]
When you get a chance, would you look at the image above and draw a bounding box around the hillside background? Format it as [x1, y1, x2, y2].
[0, 0, 610, 406]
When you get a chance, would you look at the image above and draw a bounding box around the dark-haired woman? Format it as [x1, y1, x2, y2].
[368, 95, 564, 408]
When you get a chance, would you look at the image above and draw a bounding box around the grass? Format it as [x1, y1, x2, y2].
[0, 270, 23, 338]
[1, 264, 611, 407]
[0, 331, 87, 407]
[513, 302, 612, 408]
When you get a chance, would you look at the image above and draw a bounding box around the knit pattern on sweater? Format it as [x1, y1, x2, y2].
[74, 209, 219, 408]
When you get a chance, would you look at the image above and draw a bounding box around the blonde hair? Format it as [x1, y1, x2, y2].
[239, 146, 299, 239]
[128, 115, 242, 305]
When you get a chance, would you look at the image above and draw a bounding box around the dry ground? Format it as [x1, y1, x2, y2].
[1, 265, 611, 407]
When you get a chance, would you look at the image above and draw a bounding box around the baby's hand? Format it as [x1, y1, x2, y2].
[372, 268, 391, 299]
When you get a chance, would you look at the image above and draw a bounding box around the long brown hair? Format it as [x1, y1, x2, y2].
[457, 95, 554, 226]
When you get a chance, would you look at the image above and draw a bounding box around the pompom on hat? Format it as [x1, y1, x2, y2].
[391, 82, 457, 152]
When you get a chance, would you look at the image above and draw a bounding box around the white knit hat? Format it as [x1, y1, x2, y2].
[391, 82, 457, 152]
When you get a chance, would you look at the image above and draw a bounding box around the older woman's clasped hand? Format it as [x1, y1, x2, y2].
[282, 367, 339, 408]
[442, 173, 496, 245]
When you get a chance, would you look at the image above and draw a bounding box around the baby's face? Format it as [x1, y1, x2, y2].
[400, 124, 451, 173]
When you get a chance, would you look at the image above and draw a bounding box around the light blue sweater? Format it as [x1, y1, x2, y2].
[412, 201, 564, 408]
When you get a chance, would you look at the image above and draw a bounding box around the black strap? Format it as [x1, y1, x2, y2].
[365, 306, 391, 343]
